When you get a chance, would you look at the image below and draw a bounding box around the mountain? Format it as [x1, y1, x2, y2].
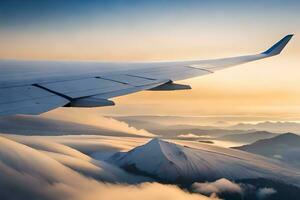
[234, 133, 300, 168]
[229, 121, 300, 134]
[108, 138, 300, 185]
[217, 131, 277, 143]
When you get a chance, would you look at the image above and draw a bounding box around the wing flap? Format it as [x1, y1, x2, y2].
[39, 78, 131, 99]
[0, 86, 69, 116]
[92, 80, 168, 99]
[38, 76, 170, 100]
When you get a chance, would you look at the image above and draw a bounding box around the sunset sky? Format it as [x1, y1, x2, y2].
[1, 0, 300, 123]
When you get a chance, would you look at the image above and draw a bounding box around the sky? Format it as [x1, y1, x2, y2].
[1, 0, 300, 123]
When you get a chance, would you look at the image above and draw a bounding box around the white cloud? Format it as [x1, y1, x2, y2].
[78, 182, 219, 200]
[192, 178, 243, 195]
[178, 133, 201, 138]
[43, 109, 155, 137]
[273, 154, 282, 159]
[257, 187, 277, 199]
[0, 135, 218, 200]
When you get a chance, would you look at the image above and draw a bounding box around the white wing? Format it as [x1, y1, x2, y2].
[0, 34, 293, 116]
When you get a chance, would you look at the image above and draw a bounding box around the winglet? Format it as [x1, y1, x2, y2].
[262, 34, 293, 56]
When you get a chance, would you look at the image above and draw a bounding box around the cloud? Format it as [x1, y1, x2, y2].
[273, 154, 282, 159]
[77, 182, 219, 200]
[192, 178, 243, 195]
[0, 135, 217, 200]
[0, 135, 149, 183]
[43, 109, 155, 137]
[9, 136, 91, 161]
[178, 133, 201, 138]
[0, 165, 217, 200]
[257, 187, 277, 199]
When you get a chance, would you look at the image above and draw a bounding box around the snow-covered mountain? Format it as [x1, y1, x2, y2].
[108, 138, 300, 185]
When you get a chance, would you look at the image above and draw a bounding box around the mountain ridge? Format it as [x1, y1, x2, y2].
[234, 133, 300, 168]
[217, 131, 277, 143]
[108, 138, 300, 185]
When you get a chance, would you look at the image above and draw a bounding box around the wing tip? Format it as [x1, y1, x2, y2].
[262, 34, 294, 56]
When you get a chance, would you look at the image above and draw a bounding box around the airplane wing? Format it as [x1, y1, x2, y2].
[0, 34, 293, 116]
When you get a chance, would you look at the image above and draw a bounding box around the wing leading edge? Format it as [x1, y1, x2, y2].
[185, 34, 293, 72]
[0, 34, 293, 116]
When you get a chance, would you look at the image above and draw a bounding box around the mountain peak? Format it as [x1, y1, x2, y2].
[274, 132, 300, 142]
[108, 139, 300, 184]
[144, 138, 183, 152]
[142, 138, 166, 150]
[278, 132, 299, 138]
[147, 137, 162, 144]
[235, 132, 300, 148]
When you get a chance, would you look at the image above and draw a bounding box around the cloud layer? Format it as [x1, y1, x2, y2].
[0, 135, 216, 200]
[43, 109, 155, 137]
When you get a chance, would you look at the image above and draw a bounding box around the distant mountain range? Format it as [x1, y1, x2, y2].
[234, 133, 300, 168]
[112, 116, 250, 138]
[112, 115, 220, 128]
[108, 138, 300, 185]
[154, 127, 249, 138]
[217, 131, 277, 143]
[113, 115, 300, 138]
[229, 121, 300, 134]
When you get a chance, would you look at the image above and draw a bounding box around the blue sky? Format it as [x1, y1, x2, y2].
[1, 0, 299, 30]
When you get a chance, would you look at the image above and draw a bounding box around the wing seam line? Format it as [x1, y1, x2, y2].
[32, 84, 72, 101]
[95, 76, 131, 86]
[125, 74, 157, 80]
[185, 66, 213, 73]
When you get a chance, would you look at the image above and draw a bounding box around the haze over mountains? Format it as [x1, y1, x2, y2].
[112, 115, 300, 137]
[112, 115, 250, 138]
[229, 121, 300, 134]
[3, 114, 300, 141]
